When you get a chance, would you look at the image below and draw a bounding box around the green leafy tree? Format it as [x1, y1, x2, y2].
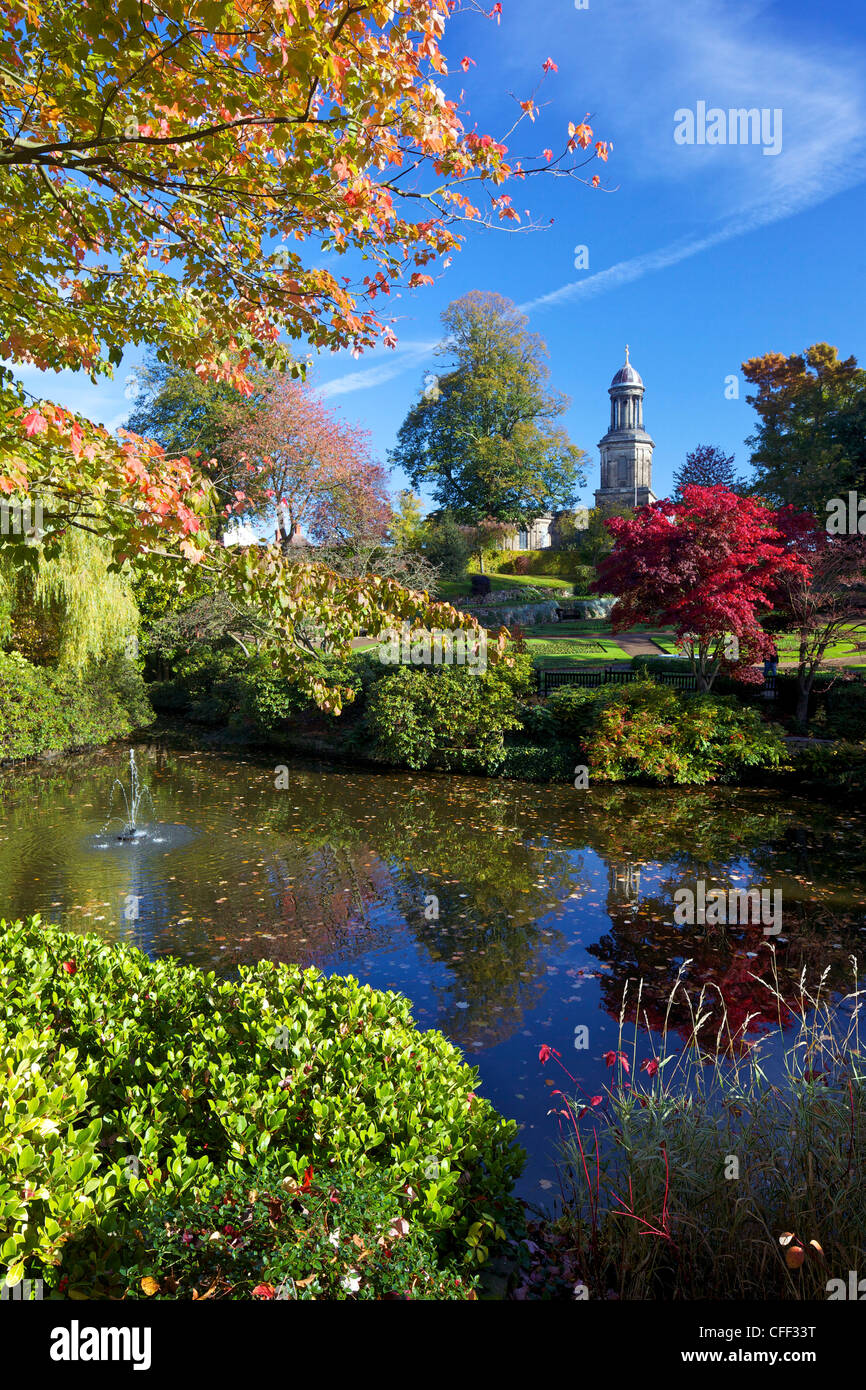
[422, 511, 473, 580]
[390, 292, 586, 571]
[742, 344, 866, 515]
[0, 528, 138, 669]
[573, 503, 632, 570]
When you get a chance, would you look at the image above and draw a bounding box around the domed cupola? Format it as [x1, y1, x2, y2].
[610, 347, 644, 389]
[595, 346, 657, 510]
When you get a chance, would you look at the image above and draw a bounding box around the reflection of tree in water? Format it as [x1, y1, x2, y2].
[582, 787, 866, 1047]
[3, 747, 864, 1057]
[264, 775, 586, 1043]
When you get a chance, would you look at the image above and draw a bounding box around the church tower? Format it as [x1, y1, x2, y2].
[594, 347, 656, 509]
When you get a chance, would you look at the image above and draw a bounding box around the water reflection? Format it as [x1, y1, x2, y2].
[1, 744, 864, 1201]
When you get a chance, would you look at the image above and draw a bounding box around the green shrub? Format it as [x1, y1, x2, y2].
[0, 652, 153, 761]
[790, 739, 866, 793]
[147, 645, 249, 724]
[0, 1024, 109, 1287]
[545, 685, 604, 741]
[497, 742, 575, 782]
[816, 680, 866, 740]
[148, 678, 195, 715]
[0, 918, 522, 1292]
[242, 654, 365, 735]
[118, 1165, 478, 1300]
[147, 648, 367, 735]
[364, 654, 533, 773]
[583, 682, 789, 785]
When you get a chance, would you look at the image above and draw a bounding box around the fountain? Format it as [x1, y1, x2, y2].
[105, 749, 156, 841]
[85, 748, 196, 859]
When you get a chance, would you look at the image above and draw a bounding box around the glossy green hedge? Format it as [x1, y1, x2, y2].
[0, 917, 522, 1289]
[0, 1025, 106, 1285]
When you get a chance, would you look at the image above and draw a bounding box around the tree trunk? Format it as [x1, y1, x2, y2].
[795, 675, 811, 728]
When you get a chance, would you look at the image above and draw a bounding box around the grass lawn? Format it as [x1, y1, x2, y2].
[436, 573, 573, 599]
[651, 626, 866, 664]
[525, 637, 632, 666]
[775, 628, 866, 663]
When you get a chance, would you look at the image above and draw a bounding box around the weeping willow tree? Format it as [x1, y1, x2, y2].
[0, 526, 139, 670]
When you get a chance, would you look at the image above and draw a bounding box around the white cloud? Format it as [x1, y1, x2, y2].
[317, 339, 441, 398]
[514, 0, 866, 313]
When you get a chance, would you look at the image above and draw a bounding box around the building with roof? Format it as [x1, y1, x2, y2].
[594, 346, 656, 510]
[499, 347, 657, 551]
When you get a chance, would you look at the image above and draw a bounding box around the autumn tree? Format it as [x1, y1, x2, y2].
[390, 490, 427, 552]
[0, 0, 610, 706]
[595, 486, 809, 691]
[769, 514, 866, 726]
[390, 292, 587, 571]
[743, 344, 866, 516]
[126, 357, 249, 525]
[222, 373, 391, 548]
[673, 444, 739, 499]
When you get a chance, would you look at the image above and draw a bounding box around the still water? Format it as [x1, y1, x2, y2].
[1, 742, 864, 1202]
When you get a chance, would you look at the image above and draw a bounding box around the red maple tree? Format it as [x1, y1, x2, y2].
[594, 486, 810, 690]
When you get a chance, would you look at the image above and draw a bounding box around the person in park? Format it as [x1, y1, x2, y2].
[763, 643, 779, 681]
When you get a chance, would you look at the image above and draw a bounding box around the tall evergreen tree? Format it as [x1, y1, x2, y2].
[673, 444, 738, 499]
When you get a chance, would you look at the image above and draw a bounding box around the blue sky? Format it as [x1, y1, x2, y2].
[13, 0, 866, 511]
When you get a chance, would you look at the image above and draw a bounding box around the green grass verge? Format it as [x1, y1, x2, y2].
[436, 573, 573, 599]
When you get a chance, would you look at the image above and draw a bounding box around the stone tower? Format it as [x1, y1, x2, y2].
[594, 347, 656, 510]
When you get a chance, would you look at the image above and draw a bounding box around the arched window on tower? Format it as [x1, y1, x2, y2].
[617, 457, 628, 487]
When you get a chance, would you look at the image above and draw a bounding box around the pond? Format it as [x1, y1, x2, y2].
[1, 740, 864, 1204]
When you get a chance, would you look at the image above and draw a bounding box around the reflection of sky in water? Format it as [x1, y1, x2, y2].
[0, 743, 864, 1205]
